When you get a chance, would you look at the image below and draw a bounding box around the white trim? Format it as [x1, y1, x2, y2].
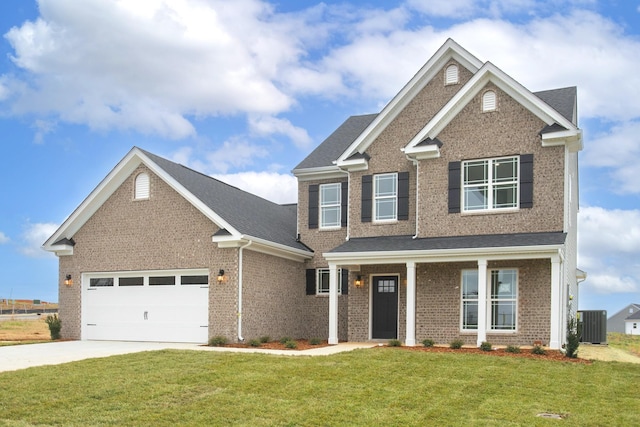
[405, 262, 416, 346]
[328, 263, 339, 344]
[319, 183, 342, 229]
[292, 166, 348, 181]
[43, 147, 239, 253]
[404, 62, 580, 154]
[337, 39, 483, 166]
[324, 244, 563, 265]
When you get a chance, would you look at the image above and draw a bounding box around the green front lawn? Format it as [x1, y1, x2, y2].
[0, 348, 638, 426]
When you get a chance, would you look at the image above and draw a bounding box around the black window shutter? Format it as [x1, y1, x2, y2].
[341, 269, 349, 295]
[448, 162, 461, 213]
[397, 171, 410, 220]
[308, 185, 319, 229]
[306, 269, 316, 295]
[361, 175, 372, 222]
[520, 154, 534, 209]
[341, 181, 348, 227]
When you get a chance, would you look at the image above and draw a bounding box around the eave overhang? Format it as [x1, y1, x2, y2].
[291, 165, 348, 181]
[212, 234, 313, 263]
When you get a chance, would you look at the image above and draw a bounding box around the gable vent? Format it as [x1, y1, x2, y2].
[445, 64, 458, 85]
[135, 173, 150, 199]
[482, 90, 496, 112]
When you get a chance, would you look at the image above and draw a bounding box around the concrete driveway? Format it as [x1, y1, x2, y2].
[0, 341, 376, 372]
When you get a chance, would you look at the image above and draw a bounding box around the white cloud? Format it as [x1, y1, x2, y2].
[248, 115, 312, 148]
[582, 120, 640, 194]
[2, 0, 304, 138]
[578, 206, 640, 294]
[19, 222, 59, 258]
[212, 171, 297, 204]
[0, 231, 9, 244]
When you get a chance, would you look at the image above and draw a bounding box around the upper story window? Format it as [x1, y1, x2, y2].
[134, 173, 150, 200]
[445, 64, 459, 85]
[374, 173, 397, 222]
[482, 90, 496, 112]
[320, 183, 341, 228]
[463, 156, 518, 212]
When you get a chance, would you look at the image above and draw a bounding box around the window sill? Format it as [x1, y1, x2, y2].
[318, 226, 343, 231]
[460, 208, 519, 216]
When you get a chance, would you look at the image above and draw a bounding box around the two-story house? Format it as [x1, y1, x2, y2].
[44, 39, 582, 349]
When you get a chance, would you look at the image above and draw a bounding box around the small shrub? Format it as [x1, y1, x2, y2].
[565, 316, 581, 358]
[479, 341, 492, 352]
[284, 340, 298, 349]
[248, 339, 261, 347]
[259, 336, 270, 344]
[505, 345, 521, 354]
[279, 336, 292, 344]
[45, 314, 62, 340]
[531, 345, 546, 355]
[450, 339, 464, 349]
[208, 336, 228, 347]
[421, 338, 435, 348]
[309, 337, 322, 345]
[388, 339, 402, 347]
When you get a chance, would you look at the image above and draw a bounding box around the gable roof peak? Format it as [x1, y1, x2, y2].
[335, 39, 484, 167]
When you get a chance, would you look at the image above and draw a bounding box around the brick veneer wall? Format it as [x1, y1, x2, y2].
[348, 61, 474, 239]
[418, 82, 565, 237]
[58, 165, 233, 340]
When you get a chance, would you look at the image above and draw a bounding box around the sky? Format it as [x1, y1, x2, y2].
[0, 0, 639, 318]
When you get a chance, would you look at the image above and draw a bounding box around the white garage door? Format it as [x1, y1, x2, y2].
[83, 270, 209, 343]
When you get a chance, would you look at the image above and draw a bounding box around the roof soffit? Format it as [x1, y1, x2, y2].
[405, 62, 581, 154]
[43, 147, 240, 252]
[335, 39, 483, 166]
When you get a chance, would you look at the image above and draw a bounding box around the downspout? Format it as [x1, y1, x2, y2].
[406, 154, 419, 239]
[237, 240, 253, 342]
[346, 171, 351, 241]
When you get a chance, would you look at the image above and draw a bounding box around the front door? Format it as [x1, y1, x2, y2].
[372, 276, 398, 339]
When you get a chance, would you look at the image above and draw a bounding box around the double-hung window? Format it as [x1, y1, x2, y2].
[317, 269, 342, 295]
[490, 270, 517, 330]
[460, 269, 518, 332]
[463, 156, 518, 212]
[319, 183, 341, 228]
[374, 173, 397, 221]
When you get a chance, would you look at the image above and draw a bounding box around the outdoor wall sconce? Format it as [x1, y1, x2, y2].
[354, 275, 364, 288]
[216, 269, 227, 284]
[64, 274, 73, 287]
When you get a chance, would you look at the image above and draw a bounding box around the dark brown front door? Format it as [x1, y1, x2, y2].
[372, 276, 398, 339]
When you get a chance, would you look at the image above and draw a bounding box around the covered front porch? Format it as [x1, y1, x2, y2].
[322, 232, 569, 349]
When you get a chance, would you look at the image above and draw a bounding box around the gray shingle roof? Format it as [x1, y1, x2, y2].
[329, 232, 566, 253]
[626, 310, 640, 321]
[534, 86, 577, 125]
[139, 148, 310, 253]
[294, 114, 378, 170]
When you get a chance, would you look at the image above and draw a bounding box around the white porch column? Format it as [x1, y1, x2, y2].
[328, 263, 339, 345]
[476, 258, 488, 347]
[549, 255, 562, 349]
[405, 261, 417, 347]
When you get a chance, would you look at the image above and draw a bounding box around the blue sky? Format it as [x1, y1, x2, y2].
[1, 0, 639, 318]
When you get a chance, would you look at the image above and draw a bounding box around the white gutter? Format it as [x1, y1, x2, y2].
[237, 240, 253, 342]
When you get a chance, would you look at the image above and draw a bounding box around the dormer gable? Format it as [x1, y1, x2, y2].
[404, 62, 583, 159]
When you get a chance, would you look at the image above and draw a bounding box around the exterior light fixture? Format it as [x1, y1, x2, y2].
[64, 274, 73, 287]
[217, 269, 226, 283]
[354, 275, 364, 288]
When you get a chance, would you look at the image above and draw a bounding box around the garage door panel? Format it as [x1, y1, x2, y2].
[83, 271, 209, 343]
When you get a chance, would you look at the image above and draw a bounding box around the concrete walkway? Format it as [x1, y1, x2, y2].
[0, 341, 378, 373]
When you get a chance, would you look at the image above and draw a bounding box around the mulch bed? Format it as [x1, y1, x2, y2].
[219, 339, 589, 363]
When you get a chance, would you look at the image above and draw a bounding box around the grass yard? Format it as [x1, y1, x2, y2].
[0, 348, 638, 426]
[607, 332, 640, 356]
[0, 317, 51, 345]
